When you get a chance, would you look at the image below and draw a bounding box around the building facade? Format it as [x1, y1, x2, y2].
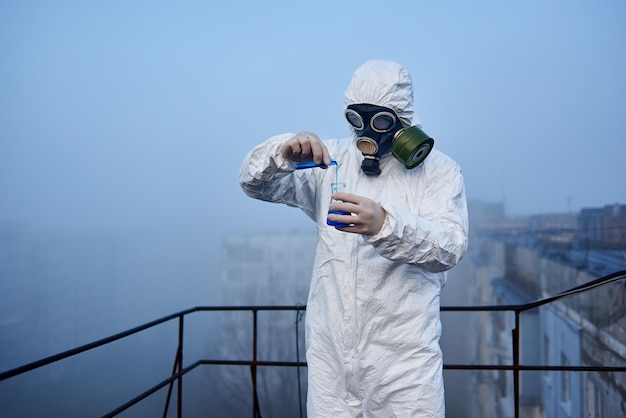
[465, 203, 626, 418]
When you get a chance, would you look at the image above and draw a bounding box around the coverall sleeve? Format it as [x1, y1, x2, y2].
[363, 161, 469, 273]
[239, 134, 319, 222]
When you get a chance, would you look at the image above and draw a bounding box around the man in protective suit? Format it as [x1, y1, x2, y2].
[239, 59, 469, 417]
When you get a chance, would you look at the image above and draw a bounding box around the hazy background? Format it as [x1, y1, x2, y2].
[1, 0, 625, 415]
[2, 0, 625, 231]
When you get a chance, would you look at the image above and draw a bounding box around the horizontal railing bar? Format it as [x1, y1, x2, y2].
[199, 360, 308, 367]
[441, 305, 522, 312]
[519, 270, 626, 311]
[443, 364, 626, 372]
[443, 270, 626, 313]
[1, 305, 312, 381]
[199, 305, 522, 312]
[195, 305, 307, 312]
[101, 360, 202, 418]
[0, 307, 200, 382]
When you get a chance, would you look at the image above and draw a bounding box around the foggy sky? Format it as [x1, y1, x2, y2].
[1, 0, 625, 237]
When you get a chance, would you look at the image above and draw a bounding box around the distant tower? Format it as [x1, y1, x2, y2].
[501, 168, 507, 215]
[567, 196, 572, 213]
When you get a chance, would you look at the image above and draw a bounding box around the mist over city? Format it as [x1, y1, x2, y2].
[1, 1, 625, 417]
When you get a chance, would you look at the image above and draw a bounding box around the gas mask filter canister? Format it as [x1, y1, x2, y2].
[345, 104, 434, 176]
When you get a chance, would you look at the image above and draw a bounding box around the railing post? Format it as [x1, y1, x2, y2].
[252, 309, 259, 418]
[178, 315, 184, 418]
[512, 310, 520, 418]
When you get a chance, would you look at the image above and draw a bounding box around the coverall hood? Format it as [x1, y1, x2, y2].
[344, 59, 419, 128]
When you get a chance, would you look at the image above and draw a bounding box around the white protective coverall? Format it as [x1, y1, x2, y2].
[239, 60, 469, 417]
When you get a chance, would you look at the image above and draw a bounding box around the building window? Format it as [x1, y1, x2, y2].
[587, 379, 603, 418]
[593, 385, 604, 418]
[561, 353, 570, 403]
[595, 386, 603, 418]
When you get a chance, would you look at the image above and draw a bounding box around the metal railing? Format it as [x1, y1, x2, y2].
[2, 270, 626, 418]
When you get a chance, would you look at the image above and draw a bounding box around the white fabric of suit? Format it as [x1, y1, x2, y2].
[239, 60, 469, 418]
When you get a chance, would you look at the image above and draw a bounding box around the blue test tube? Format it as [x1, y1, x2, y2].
[294, 160, 337, 170]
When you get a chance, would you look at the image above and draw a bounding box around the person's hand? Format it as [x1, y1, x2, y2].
[282, 131, 331, 166]
[328, 192, 386, 235]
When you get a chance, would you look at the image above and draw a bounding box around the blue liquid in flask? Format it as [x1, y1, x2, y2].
[326, 164, 351, 227]
[327, 209, 351, 228]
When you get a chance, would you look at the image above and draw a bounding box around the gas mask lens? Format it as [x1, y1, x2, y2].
[345, 109, 397, 132]
[345, 109, 364, 130]
[370, 112, 396, 132]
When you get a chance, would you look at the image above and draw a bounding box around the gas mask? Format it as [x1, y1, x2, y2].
[345, 104, 434, 176]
